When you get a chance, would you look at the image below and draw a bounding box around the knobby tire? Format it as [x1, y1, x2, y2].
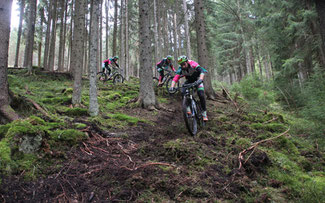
[182, 96, 198, 136]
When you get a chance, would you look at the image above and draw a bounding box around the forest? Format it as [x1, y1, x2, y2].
[0, 0, 324, 202]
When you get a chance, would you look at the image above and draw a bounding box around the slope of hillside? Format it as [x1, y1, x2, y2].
[0, 69, 324, 202]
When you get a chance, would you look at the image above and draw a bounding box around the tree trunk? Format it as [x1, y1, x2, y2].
[71, 0, 86, 105]
[48, 0, 58, 71]
[120, 0, 125, 77]
[315, 0, 325, 68]
[58, 0, 66, 72]
[24, 0, 37, 74]
[14, 0, 25, 68]
[153, 0, 159, 66]
[173, 12, 178, 66]
[138, 0, 156, 109]
[183, 0, 191, 58]
[89, 0, 100, 116]
[0, 0, 19, 122]
[43, 0, 53, 71]
[38, 6, 44, 69]
[99, 0, 103, 71]
[125, 0, 129, 80]
[194, 0, 216, 99]
[105, 0, 109, 59]
[163, 4, 169, 56]
[113, 0, 118, 56]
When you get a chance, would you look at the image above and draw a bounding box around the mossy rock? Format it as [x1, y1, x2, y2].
[49, 129, 88, 145]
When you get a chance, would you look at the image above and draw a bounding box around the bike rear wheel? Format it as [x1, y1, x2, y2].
[97, 72, 107, 83]
[195, 99, 205, 127]
[182, 97, 198, 136]
[166, 77, 179, 94]
[113, 73, 124, 84]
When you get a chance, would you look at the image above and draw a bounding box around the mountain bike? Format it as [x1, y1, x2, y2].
[181, 81, 205, 136]
[97, 66, 124, 84]
[153, 69, 179, 94]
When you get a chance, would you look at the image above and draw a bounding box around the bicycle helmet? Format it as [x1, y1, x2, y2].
[177, 55, 188, 64]
[113, 56, 119, 60]
[166, 55, 174, 60]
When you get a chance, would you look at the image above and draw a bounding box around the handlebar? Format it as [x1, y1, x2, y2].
[182, 80, 203, 89]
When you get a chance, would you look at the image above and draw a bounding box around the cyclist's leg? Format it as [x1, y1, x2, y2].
[182, 81, 191, 114]
[107, 66, 111, 76]
[158, 68, 164, 86]
[197, 83, 208, 120]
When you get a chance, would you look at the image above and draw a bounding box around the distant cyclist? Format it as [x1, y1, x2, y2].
[169, 55, 208, 121]
[156, 55, 176, 86]
[102, 56, 119, 76]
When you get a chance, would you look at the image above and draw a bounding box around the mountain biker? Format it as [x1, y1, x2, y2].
[156, 55, 176, 86]
[169, 55, 208, 121]
[102, 56, 119, 76]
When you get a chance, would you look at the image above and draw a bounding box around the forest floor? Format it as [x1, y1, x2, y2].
[0, 69, 324, 202]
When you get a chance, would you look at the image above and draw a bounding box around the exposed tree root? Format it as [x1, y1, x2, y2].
[0, 104, 19, 123]
[238, 128, 290, 169]
[23, 96, 50, 118]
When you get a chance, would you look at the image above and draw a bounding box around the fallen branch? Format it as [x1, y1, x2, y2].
[238, 128, 290, 169]
[220, 84, 239, 112]
[24, 96, 50, 118]
[263, 117, 278, 124]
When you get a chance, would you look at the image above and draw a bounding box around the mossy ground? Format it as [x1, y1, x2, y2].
[0, 69, 324, 202]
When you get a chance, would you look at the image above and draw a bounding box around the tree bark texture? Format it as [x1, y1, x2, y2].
[89, 0, 100, 116]
[58, 0, 66, 72]
[24, 0, 37, 74]
[71, 0, 86, 105]
[14, 0, 25, 68]
[183, 0, 191, 58]
[48, 0, 58, 71]
[194, 0, 216, 99]
[138, 0, 156, 109]
[315, 0, 325, 68]
[43, 0, 53, 71]
[0, 0, 19, 122]
[113, 0, 118, 56]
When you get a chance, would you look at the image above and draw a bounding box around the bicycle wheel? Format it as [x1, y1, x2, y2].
[113, 73, 124, 84]
[97, 72, 107, 83]
[166, 77, 179, 94]
[182, 96, 198, 136]
[195, 99, 205, 127]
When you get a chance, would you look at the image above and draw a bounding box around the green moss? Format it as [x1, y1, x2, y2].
[49, 129, 88, 145]
[63, 107, 89, 116]
[250, 123, 287, 133]
[275, 136, 299, 155]
[27, 116, 46, 125]
[0, 139, 12, 169]
[109, 113, 142, 125]
[41, 96, 71, 104]
[63, 88, 73, 95]
[236, 138, 252, 149]
[74, 123, 87, 129]
[5, 120, 42, 139]
[0, 124, 10, 137]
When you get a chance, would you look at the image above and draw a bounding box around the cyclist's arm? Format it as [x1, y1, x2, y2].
[171, 67, 182, 88]
[196, 65, 207, 82]
[170, 64, 176, 72]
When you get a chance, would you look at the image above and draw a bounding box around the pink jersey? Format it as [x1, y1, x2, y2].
[103, 59, 112, 64]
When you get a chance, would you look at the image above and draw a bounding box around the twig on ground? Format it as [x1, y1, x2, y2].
[220, 84, 239, 112]
[238, 128, 290, 169]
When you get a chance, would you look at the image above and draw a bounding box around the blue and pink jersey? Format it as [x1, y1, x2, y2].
[173, 60, 207, 83]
